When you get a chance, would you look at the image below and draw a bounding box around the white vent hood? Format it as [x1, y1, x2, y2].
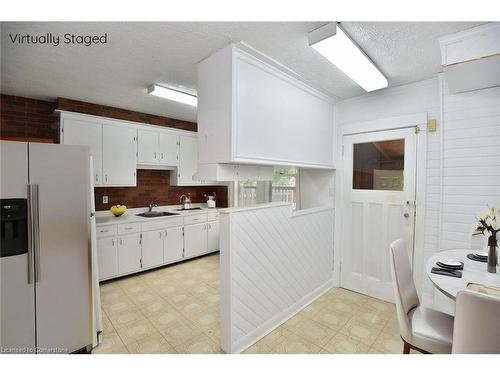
[439, 23, 500, 94]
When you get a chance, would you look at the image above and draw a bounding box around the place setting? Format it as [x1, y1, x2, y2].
[431, 258, 464, 278]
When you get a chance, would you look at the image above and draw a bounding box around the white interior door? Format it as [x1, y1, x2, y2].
[341, 127, 417, 302]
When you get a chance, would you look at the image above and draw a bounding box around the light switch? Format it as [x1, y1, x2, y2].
[102, 196, 108, 204]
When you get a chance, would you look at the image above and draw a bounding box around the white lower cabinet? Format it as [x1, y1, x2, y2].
[164, 226, 184, 263]
[141, 230, 164, 269]
[117, 233, 142, 274]
[183, 222, 208, 258]
[97, 215, 220, 281]
[207, 221, 220, 253]
[97, 237, 118, 279]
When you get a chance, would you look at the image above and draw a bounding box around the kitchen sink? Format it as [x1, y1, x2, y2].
[136, 211, 180, 218]
[176, 207, 202, 211]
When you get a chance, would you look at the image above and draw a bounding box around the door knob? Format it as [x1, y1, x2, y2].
[403, 212, 410, 218]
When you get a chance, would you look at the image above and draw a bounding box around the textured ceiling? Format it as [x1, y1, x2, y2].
[1, 22, 485, 122]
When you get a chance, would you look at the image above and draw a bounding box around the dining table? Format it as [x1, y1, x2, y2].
[426, 249, 500, 299]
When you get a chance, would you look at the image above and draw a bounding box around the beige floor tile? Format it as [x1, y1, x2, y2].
[322, 333, 371, 354]
[92, 331, 127, 354]
[382, 317, 400, 336]
[268, 330, 322, 354]
[324, 299, 359, 315]
[340, 318, 383, 346]
[139, 298, 174, 318]
[148, 309, 184, 332]
[242, 340, 273, 354]
[186, 308, 220, 329]
[126, 332, 177, 354]
[309, 309, 351, 332]
[99, 281, 122, 293]
[285, 319, 337, 347]
[101, 289, 128, 305]
[116, 318, 158, 345]
[106, 307, 146, 328]
[161, 321, 204, 345]
[128, 291, 161, 306]
[349, 308, 390, 330]
[121, 283, 149, 296]
[174, 333, 222, 354]
[372, 332, 404, 354]
[103, 296, 136, 316]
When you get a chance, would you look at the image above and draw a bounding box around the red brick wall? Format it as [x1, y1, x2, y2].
[57, 98, 197, 132]
[94, 169, 227, 211]
[0, 94, 59, 142]
[1, 94, 228, 209]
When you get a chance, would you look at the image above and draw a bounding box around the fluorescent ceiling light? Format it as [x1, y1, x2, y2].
[148, 84, 197, 107]
[309, 23, 388, 92]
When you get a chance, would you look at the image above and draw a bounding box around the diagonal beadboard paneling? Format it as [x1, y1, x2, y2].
[220, 204, 334, 353]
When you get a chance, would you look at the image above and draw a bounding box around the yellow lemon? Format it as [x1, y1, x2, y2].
[110, 205, 127, 217]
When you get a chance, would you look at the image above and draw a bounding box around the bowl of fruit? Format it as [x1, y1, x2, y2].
[110, 205, 127, 217]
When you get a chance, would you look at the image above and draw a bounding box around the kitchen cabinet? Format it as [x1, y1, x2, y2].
[61, 116, 103, 185]
[117, 233, 142, 275]
[163, 226, 184, 263]
[177, 135, 199, 185]
[207, 220, 220, 253]
[102, 122, 137, 186]
[141, 230, 164, 269]
[183, 222, 208, 258]
[159, 133, 179, 165]
[197, 43, 335, 169]
[97, 237, 118, 280]
[137, 129, 159, 164]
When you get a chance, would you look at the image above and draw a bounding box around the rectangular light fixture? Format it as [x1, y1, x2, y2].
[148, 84, 197, 107]
[309, 23, 388, 92]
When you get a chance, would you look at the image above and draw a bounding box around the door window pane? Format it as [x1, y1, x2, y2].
[353, 139, 404, 190]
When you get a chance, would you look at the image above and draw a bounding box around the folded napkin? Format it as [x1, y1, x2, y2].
[467, 253, 488, 263]
[431, 267, 462, 278]
[436, 260, 464, 270]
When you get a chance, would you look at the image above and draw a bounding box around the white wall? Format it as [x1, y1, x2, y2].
[334, 77, 500, 311]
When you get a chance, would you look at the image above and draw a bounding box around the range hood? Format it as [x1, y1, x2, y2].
[439, 23, 500, 94]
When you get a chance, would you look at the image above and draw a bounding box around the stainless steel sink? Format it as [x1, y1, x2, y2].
[176, 207, 202, 211]
[136, 211, 180, 218]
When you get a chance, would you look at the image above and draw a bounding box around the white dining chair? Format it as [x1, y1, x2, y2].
[389, 239, 454, 354]
[452, 287, 500, 354]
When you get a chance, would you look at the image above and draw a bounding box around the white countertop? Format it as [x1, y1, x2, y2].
[95, 204, 219, 226]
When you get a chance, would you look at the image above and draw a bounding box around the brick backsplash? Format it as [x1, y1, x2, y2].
[94, 169, 228, 211]
[1, 93, 228, 208]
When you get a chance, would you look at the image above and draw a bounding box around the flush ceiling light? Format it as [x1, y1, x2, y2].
[309, 22, 388, 92]
[148, 84, 197, 107]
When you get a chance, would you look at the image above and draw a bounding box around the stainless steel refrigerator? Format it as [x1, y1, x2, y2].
[0, 141, 92, 353]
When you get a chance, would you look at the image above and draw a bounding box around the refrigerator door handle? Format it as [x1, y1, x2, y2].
[31, 184, 41, 282]
[27, 184, 34, 284]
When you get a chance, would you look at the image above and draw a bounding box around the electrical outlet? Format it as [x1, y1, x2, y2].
[102, 196, 108, 204]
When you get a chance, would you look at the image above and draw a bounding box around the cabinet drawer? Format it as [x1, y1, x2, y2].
[183, 214, 207, 225]
[141, 217, 184, 232]
[117, 222, 141, 234]
[207, 212, 219, 221]
[96, 225, 117, 238]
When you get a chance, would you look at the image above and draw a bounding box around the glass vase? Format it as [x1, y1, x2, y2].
[487, 235, 497, 273]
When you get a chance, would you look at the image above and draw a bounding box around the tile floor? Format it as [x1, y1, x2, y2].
[94, 253, 409, 354]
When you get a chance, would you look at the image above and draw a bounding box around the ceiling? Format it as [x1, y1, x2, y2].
[1, 22, 485, 122]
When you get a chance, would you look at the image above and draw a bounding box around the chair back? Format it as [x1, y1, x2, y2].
[389, 239, 420, 341]
[452, 289, 500, 354]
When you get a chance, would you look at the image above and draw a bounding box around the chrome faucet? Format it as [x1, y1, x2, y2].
[148, 202, 157, 212]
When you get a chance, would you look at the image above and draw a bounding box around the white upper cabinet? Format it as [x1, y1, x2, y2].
[102, 121, 137, 186]
[197, 43, 335, 169]
[61, 116, 103, 185]
[137, 128, 159, 164]
[159, 133, 179, 165]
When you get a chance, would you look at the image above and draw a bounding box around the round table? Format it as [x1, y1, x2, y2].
[426, 249, 500, 299]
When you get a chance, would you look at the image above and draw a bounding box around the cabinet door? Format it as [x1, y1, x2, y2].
[62, 117, 103, 185]
[207, 221, 220, 253]
[159, 133, 179, 165]
[102, 124, 137, 186]
[97, 237, 118, 280]
[138, 129, 159, 164]
[178, 135, 198, 184]
[117, 233, 142, 275]
[164, 226, 184, 263]
[184, 222, 208, 258]
[141, 230, 164, 269]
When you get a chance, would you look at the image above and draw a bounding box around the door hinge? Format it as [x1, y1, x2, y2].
[61, 126, 64, 133]
[415, 126, 420, 134]
[134, 171, 136, 177]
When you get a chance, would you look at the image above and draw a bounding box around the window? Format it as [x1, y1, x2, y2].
[353, 139, 405, 191]
[236, 167, 299, 208]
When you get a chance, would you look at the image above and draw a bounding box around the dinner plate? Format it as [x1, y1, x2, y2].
[437, 259, 462, 267]
[473, 252, 488, 259]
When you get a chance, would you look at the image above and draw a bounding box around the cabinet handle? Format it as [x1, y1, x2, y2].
[154, 152, 157, 159]
[112, 239, 115, 246]
[119, 239, 122, 245]
[208, 223, 211, 229]
[164, 231, 167, 237]
[105, 174, 108, 182]
[161, 152, 164, 160]
[95, 173, 99, 182]
[100, 229, 109, 233]
[124, 227, 133, 230]
[159, 232, 162, 239]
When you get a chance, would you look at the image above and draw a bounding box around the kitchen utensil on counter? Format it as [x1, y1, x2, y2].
[180, 194, 192, 210]
[205, 192, 216, 208]
[110, 205, 127, 216]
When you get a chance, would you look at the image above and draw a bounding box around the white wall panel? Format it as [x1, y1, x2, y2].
[219, 203, 334, 353]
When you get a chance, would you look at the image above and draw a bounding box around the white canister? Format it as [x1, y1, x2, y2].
[207, 196, 216, 208]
